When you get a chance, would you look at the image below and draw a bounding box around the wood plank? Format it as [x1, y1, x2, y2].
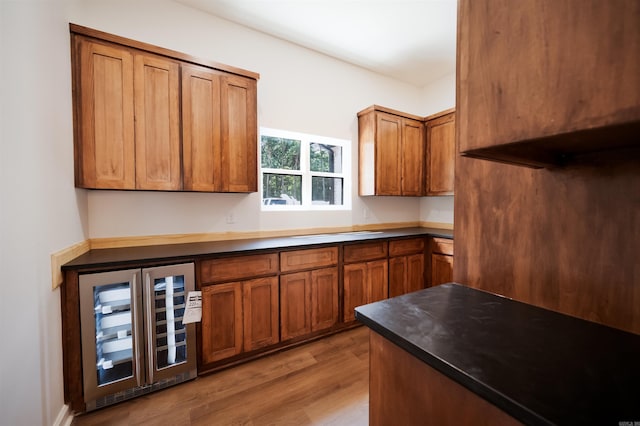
[72, 327, 369, 425]
[454, 149, 640, 334]
[280, 246, 338, 273]
[369, 330, 521, 426]
[51, 240, 90, 289]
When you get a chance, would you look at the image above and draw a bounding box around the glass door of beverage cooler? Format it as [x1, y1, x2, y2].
[143, 263, 196, 383]
[79, 269, 143, 403]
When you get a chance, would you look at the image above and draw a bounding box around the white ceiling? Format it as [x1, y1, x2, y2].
[176, 0, 458, 87]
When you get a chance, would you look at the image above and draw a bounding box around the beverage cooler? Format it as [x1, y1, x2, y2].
[79, 263, 197, 411]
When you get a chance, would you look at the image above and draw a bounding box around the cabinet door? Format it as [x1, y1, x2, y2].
[74, 37, 135, 189]
[406, 253, 426, 294]
[388, 257, 407, 298]
[343, 263, 368, 322]
[344, 260, 389, 322]
[431, 254, 454, 287]
[201, 282, 243, 364]
[375, 112, 402, 195]
[220, 75, 258, 192]
[401, 118, 425, 196]
[280, 272, 312, 341]
[243, 277, 279, 351]
[134, 53, 181, 190]
[368, 259, 389, 304]
[426, 112, 455, 195]
[311, 268, 339, 332]
[181, 64, 222, 192]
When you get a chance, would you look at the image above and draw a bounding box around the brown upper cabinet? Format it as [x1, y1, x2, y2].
[358, 105, 455, 196]
[358, 106, 425, 196]
[457, 0, 640, 168]
[70, 24, 259, 192]
[425, 109, 455, 195]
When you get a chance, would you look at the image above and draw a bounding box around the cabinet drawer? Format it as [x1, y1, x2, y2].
[200, 253, 278, 283]
[389, 238, 425, 257]
[431, 238, 454, 256]
[280, 247, 338, 273]
[344, 241, 388, 263]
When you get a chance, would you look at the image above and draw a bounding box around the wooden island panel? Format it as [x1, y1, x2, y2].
[369, 331, 521, 426]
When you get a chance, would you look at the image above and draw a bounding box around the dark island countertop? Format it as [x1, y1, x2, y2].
[355, 283, 640, 425]
[63, 227, 453, 270]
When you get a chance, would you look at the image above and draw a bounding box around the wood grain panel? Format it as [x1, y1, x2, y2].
[389, 237, 425, 257]
[369, 331, 521, 426]
[280, 272, 312, 341]
[368, 259, 388, 304]
[389, 254, 425, 297]
[343, 264, 367, 323]
[426, 112, 455, 195]
[431, 253, 454, 287]
[134, 53, 180, 190]
[74, 36, 135, 189]
[200, 253, 278, 283]
[344, 242, 388, 263]
[454, 151, 640, 334]
[311, 268, 339, 331]
[74, 327, 368, 425]
[280, 247, 338, 273]
[375, 113, 402, 195]
[401, 118, 424, 196]
[431, 237, 454, 256]
[457, 0, 640, 167]
[243, 277, 279, 351]
[181, 64, 222, 192]
[220, 75, 257, 192]
[201, 282, 243, 364]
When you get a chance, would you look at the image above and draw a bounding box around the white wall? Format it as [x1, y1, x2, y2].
[0, 1, 455, 424]
[68, 0, 436, 238]
[0, 1, 88, 425]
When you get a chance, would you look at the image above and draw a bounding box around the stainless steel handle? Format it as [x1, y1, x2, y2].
[145, 272, 155, 384]
[131, 273, 142, 387]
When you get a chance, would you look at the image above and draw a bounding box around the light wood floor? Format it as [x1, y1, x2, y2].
[73, 327, 369, 426]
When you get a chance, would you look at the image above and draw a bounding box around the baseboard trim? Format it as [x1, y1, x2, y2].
[421, 221, 454, 230]
[53, 404, 73, 426]
[51, 240, 91, 289]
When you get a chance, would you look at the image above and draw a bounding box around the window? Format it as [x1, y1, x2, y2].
[260, 127, 351, 210]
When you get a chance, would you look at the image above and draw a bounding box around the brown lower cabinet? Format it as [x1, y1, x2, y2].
[197, 237, 451, 369]
[343, 260, 389, 322]
[388, 238, 427, 297]
[280, 267, 339, 341]
[343, 241, 390, 322]
[201, 276, 279, 364]
[430, 237, 454, 286]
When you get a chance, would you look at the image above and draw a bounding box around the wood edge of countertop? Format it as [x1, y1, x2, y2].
[50, 221, 453, 289]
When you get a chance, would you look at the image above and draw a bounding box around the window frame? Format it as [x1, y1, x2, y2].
[260, 127, 352, 211]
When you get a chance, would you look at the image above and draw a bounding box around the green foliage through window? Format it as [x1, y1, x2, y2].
[261, 136, 300, 170]
[260, 128, 350, 210]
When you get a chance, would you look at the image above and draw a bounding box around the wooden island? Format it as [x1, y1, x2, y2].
[355, 283, 640, 425]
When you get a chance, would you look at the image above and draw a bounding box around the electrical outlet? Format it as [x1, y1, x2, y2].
[363, 208, 369, 219]
[226, 213, 235, 224]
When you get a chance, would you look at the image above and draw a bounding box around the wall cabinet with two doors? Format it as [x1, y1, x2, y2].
[70, 24, 258, 192]
[358, 105, 456, 196]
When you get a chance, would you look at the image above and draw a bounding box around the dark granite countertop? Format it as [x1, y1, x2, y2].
[63, 227, 453, 270]
[355, 283, 640, 425]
